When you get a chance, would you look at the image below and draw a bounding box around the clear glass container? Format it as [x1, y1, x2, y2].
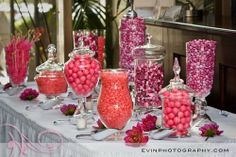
[97, 69, 133, 130]
[159, 58, 194, 137]
[119, 0, 145, 82]
[35, 44, 68, 98]
[64, 42, 100, 114]
[186, 39, 217, 122]
[133, 35, 165, 112]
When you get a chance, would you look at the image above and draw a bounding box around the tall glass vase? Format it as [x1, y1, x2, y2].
[186, 39, 216, 124]
[5, 48, 30, 88]
[97, 69, 133, 130]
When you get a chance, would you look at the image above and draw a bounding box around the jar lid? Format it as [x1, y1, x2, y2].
[36, 44, 64, 72]
[133, 34, 166, 59]
[70, 40, 95, 58]
[124, 0, 137, 18]
[159, 58, 194, 96]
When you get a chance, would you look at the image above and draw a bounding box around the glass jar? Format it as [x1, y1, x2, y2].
[133, 35, 165, 111]
[119, 1, 145, 82]
[64, 43, 100, 98]
[159, 58, 194, 137]
[35, 44, 68, 98]
[97, 69, 133, 130]
[5, 41, 31, 87]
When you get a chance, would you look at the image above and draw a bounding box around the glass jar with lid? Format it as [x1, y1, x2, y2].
[159, 58, 194, 137]
[133, 35, 165, 112]
[64, 41, 100, 115]
[35, 44, 68, 98]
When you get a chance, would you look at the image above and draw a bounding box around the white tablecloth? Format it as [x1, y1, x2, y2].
[1, 83, 236, 157]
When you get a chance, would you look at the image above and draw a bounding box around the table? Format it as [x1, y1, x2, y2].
[1, 83, 236, 157]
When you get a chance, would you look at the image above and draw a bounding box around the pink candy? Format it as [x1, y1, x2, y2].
[162, 89, 192, 137]
[97, 36, 105, 68]
[73, 31, 105, 67]
[64, 54, 100, 97]
[186, 39, 216, 97]
[119, 17, 146, 82]
[73, 31, 98, 53]
[97, 70, 133, 129]
[5, 39, 32, 86]
[134, 62, 164, 107]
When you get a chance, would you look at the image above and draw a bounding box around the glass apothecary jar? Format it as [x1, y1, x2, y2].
[35, 44, 68, 98]
[64, 42, 100, 114]
[159, 58, 194, 137]
[133, 35, 165, 111]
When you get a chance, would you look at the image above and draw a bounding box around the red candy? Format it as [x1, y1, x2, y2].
[64, 54, 100, 97]
[97, 70, 133, 130]
[162, 89, 192, 137]
[35, 71, 68, 96]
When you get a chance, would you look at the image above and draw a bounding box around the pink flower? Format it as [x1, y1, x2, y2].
[124, 123, 149, 147]
[60, 104, 77, 116]
[93, 119, 106, 129]
[141, 114, 157, 131]
[199, 123, 223, 137]
[20, 88, 39, 101]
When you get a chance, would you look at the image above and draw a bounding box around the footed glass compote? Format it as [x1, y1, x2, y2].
[186, 39, 217, 125]
[64, 41, 101, 118]
[33, 44, 68, 111]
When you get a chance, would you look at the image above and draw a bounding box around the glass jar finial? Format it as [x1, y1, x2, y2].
[126, 0, 137, 18]
[170, 57, 184, 83]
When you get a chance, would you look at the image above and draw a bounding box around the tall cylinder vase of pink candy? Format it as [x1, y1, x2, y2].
[5, 48, 30, 87]
[186, 39, 217, 121]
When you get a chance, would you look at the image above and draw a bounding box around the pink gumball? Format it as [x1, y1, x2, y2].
[177, 112, 184, 118]
[167, 119, 174, 126]
[180, 105, 187, 112]
[177, 124, 184, 130]
[172, 107, 178, 115]
[168, 113, 175, 119]
[184, 110, 191, 117]
[173, 117, 180, 124]
[180, 117, 186, 124]
[175, 101, 181, 108]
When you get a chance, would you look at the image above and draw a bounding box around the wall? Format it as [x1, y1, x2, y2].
[147, 24, 236, 113]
